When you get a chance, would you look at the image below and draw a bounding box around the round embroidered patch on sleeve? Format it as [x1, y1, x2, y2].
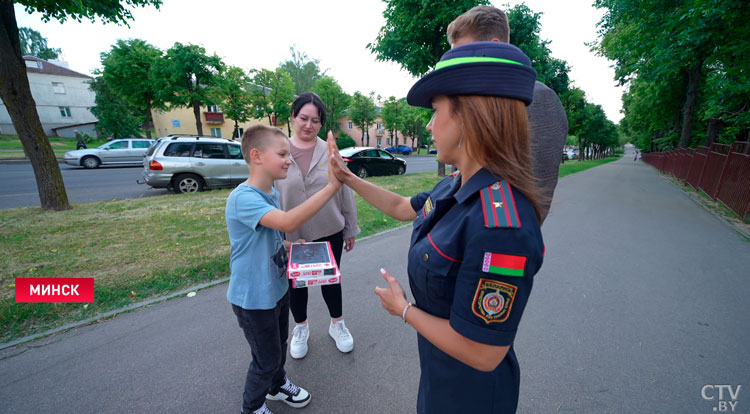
[471, 278, 517, 323]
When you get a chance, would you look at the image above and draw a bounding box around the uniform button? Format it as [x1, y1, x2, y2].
[423, 253, 429, 262]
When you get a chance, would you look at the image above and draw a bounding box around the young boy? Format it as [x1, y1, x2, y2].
[226, 125, 341, 414]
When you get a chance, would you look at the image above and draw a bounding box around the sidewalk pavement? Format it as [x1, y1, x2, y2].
[1, 150, 748, 413]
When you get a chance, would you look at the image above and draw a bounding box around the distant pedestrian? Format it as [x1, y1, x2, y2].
[634, 149, 639, 161]
[225, 125, 343, 414]
[74, 131, 87, 150]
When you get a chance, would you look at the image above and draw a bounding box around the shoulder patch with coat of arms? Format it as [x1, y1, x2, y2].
[471, 278, 517, 323]
[479, 180, 521, 228]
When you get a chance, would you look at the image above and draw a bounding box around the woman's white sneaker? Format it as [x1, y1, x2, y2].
[328, 320, 354, 353]
[289, 324, 309, 359]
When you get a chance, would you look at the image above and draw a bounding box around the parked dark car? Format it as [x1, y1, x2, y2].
[428, 148, 438, 154]
[384, 144, 412, 155]
[339, 147, 407, 178]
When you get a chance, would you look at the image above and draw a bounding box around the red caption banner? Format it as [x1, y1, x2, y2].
[15, 278, 94, 303]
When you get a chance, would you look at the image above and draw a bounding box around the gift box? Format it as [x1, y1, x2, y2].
[287, 241, 341, 288]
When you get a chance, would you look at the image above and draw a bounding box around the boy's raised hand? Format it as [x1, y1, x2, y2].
[327, 131, 345, 188]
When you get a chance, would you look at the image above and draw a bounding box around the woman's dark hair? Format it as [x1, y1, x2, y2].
[291, 92, 327, 126]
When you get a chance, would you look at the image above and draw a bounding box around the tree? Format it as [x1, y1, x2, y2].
[153, 42, 224, 136]
[506, 4, 570, 95]
[18, 27, 60, 60]
[381, 96, 405, 147]
[249, 67, 295, 134]
[312, 76, 351, 136]
[401, 104, 431, 152]
[89, 76, 144, 139]
[369, 0, 488, 77]
[280, 46, 326, 95]
[593, 0, 750, 148]
[349, 91, 378, 146]
[99, 38, 162, 138]
[0, 0, 162, 211]
[215, 66, 254, 138]
[369, 0, 486, 176]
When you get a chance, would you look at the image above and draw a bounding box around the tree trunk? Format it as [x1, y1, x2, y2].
[192, 100, 203, 135]
[0, 2, 69, 210]
[678, 61, 703, 148]
[233, 120, 239, 139]
[144, 99, 153, 138]
[705, 118, 722, 146]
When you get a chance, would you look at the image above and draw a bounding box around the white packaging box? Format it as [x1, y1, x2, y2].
[287, 241, 340, 278]
[291, 274, 341, 288]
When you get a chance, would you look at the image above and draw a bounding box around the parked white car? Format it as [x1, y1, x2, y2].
[63, 138, 155, 169]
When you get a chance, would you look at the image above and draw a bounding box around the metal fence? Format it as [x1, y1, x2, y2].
[642, 142, 750, 220]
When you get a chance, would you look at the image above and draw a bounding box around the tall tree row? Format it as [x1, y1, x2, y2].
[370, 0, 619, 165]
[594, 0, 750, 150]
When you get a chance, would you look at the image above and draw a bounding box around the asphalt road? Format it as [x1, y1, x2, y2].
[1, 150, 747, 413]
[0, 156, 442, 210]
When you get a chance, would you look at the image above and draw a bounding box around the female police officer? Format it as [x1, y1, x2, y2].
[329, 41, 544, 413]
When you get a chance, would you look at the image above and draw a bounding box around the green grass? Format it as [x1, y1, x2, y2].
[0, 153, 619, 343]
[558, 155, 622, 177]
[0, 173, 442, 342]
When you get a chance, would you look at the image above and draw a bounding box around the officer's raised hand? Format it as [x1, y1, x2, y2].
[374, 268, 408, 316]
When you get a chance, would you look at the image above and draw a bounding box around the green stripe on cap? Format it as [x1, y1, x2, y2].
[435, 56, 524, 70]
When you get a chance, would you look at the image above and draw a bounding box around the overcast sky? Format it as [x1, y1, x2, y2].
[14, 0, 623, 123]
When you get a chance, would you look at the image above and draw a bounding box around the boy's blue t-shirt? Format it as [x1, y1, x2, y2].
[225, 183, 288, 310]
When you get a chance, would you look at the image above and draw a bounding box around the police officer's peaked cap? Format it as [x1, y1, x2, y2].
[406, 42, 537, 108]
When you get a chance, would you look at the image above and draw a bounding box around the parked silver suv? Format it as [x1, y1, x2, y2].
[138, 135, 248, 193]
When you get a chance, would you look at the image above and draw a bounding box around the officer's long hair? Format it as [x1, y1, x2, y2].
[448, 95, 543, 222]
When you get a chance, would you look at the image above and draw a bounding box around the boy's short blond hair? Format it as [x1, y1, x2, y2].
[447, 5, 510, 45]
[241, 125, 286, 160]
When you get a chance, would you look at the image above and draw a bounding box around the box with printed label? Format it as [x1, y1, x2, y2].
[287, 241, 340, 279]
[291, 274, 341, 288]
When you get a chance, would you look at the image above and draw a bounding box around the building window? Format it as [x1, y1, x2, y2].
[348, 121, 353, 130]
[206, 105, 221, 112]
[237, 127, 244, 138]
[387, 138, 392, 145]
[377, 122, 382, 129]
[210, 128, 222, 138]
[59, 107, 71, 117]
[377, 138, 382, 147]
[52, 82, 65, 94]
[25, 60, 42, 69]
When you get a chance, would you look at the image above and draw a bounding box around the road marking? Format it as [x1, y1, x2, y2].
[0, 192, 38, 197]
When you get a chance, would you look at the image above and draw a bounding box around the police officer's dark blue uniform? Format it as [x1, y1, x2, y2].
[327, 41, 545, 414]
[407, 166, 543, 413]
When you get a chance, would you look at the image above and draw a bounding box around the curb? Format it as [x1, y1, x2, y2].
[0, 225, 413, 351]
[0, 158, 65, 164]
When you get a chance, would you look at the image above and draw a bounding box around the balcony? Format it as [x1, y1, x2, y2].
[376, 129, 385, 136]
[204, 112, 224, 124]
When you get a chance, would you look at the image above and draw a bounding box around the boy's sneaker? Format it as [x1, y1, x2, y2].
[289, 324, 309, 359]
[328, 320, 354, 353]
[266, 377, 311, 408]
[251, 403, 274, 414]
